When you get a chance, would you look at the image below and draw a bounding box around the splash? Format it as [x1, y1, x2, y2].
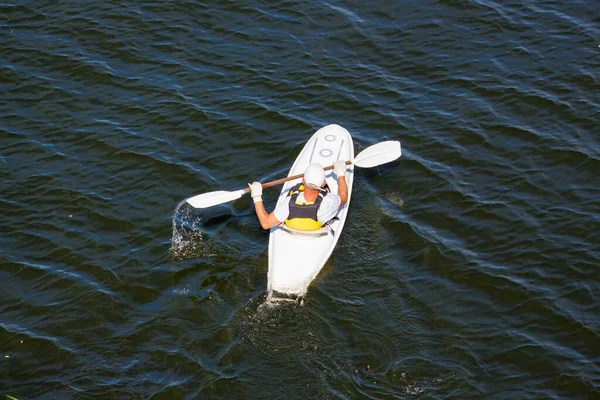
[170, 200, 211, 260]
[265, 290, 305, 307]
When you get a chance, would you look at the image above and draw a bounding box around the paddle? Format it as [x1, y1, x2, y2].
[186, 140, 401, 209]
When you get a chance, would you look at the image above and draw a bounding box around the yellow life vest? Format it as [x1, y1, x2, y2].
[284, 183, 328, 231]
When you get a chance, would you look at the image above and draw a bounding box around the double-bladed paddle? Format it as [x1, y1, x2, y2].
[186, 140, 401, 209]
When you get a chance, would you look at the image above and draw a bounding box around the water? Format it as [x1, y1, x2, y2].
[1, 0, 599, 398]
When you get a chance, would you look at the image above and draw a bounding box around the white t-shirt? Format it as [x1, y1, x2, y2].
[274, 192, 341, 225]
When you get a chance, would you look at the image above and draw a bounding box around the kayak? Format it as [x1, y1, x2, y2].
[184, 127, 401, 301]
[267, 124, 354, 301]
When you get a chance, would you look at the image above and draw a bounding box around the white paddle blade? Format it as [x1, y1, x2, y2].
[354, 140, 401, 168]
[186, 189, 246, 209]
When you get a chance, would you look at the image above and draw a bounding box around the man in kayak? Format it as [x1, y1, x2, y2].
[249, 161, 348, 231]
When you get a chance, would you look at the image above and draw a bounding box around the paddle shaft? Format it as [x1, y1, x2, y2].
[242, 161, 352, 193]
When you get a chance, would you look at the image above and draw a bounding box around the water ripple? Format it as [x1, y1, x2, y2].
[2, 0, 599, 398]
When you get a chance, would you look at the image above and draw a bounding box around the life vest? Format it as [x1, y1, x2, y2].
[284, 183, 329, 231]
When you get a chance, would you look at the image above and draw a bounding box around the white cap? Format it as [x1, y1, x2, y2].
[303, 163, 326, 189]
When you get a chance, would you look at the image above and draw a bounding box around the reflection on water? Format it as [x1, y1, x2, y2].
[384, 192, 405, 208]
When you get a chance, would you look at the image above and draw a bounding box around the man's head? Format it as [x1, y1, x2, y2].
[303, 163, 326, 189]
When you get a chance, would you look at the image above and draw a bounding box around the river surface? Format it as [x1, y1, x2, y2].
[1, 1, 599, 399]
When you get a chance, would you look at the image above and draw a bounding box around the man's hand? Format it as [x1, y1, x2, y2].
[248, 181, 263, 203]
[333, 160, 346, 178]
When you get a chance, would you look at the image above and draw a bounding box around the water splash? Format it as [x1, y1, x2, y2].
[265, 290, 305, 307]
[170, 200, 212, 260]
[240, 295, 308, 342]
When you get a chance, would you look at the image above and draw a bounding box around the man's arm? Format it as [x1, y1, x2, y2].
[248, 181, 282, 230]
[253, 200, 282, 230]
[337, 176, 348, 206]
[333, 161, 348, 206]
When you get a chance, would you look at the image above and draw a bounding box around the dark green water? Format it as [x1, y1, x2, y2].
[1, 1, 599, 398]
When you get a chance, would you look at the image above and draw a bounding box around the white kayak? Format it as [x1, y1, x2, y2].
[267, 124, 354, 299]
